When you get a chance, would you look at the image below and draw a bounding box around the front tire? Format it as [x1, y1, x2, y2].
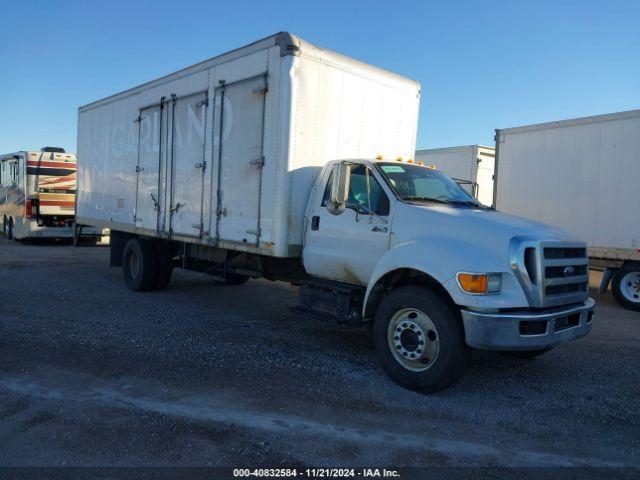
[373, 286, 470, 393]
[611, 263, 640, 312]
[122, 238, 157, 291]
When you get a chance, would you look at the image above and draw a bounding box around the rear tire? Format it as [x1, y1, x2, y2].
[373, 286, 471, 393]
[2, 216, 6, 236]
[122, 238, 157, 292]
[7, 218, 14, 240]
[154, 241, 173, 290]
[501, 348, 551, 359]
[611, 263, 640, 312]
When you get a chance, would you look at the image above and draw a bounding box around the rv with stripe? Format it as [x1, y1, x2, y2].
[0, 147, 78, 239]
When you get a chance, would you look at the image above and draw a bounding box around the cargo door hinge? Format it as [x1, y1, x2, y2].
[195, 161, 206, 170]
[252, 82, 268, 94]
[246, 228, 261, 236]
[249, 156, 265, 167]
[216, 207, 227, 218]
[135, 166, 145, 173]
[133, 115, 142, 123]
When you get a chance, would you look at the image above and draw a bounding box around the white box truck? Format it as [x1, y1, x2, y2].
[414, 145, 495, 206]
[494, 109, 640, 312]
[77, 33, 594, 392]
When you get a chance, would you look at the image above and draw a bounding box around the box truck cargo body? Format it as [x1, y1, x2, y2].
[78, 33, 594, 392]
[414, 145, 495, 206]
[495, 109, 640, 311]
[77, 33, 419, 258]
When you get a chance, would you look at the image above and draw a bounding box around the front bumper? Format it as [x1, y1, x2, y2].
[461, 298, 595, 351]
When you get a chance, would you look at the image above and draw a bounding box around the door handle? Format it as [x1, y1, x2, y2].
[311, 215, 320, 231]
[371, 225, 388, 233]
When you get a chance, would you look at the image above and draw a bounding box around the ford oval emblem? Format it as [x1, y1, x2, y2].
[563, 266, 576, 277]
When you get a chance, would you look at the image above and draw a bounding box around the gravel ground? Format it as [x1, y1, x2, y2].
[0, 238, 638, 473]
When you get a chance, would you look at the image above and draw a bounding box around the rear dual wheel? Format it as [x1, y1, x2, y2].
[373, 286, 471, 393]
[122, 238, 173, 292]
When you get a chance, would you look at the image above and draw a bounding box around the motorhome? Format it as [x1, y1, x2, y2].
[1, 147, 77, 240]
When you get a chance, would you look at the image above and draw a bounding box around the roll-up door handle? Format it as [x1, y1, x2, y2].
[311, 216, 320, 231]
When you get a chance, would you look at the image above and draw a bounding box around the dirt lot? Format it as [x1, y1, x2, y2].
[0, 238, 638, 473]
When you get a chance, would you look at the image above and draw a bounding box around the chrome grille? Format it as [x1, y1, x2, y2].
[510, 238, 590, 308]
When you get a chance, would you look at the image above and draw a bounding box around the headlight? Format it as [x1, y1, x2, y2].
[457, 272, 502, 294]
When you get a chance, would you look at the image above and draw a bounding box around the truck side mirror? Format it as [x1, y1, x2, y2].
[327, 163, 351, 215]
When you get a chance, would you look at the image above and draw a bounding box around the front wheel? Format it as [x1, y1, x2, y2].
[611, 263, 640, 312]
[373, 286, 471, 393]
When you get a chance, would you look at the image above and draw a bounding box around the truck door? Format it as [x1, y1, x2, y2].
[304, 164, 392, 285]
[167, 92, 208, 237]
[135, 99, 170, 233]
[212, 75, 267, 246]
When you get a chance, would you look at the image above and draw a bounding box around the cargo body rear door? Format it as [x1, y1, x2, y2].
[167, 91, 208, 237]
[212, 75, 267, 246]
[134, 100, 170, 233]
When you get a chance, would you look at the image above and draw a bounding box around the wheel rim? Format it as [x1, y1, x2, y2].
[620, 271, 640, 303]
[387, 308, 439, 372]
[128, 251, 140, 278]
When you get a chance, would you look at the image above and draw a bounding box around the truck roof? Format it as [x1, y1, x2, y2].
[496, 108, 640, 136]
[79, 32, 421, 113]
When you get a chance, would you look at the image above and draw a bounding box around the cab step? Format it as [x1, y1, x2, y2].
[287, 305, 356, 325]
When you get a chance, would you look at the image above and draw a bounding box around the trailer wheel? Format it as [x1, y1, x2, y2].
[611, 262, 640, 312]
[7, 218, 14, 240]
[2, 216, 6, 236]
[122, 238, 157, 292]
[154, 241, 173, 290]
[373, 286, 470, 393]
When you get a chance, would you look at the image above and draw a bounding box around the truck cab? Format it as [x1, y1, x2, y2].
[302, 158, 595, 391]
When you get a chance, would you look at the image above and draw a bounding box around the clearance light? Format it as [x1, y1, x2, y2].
[457, 272, 501, 294]
[395, 157, 403, 162]
[375, 155, 383, 160]
[417, 161, 424, 166]
[406, 158, 414, 164]
[428, 164, 437, 170]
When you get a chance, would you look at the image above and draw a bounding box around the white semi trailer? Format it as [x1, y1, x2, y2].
[495, 109, 640, 312]
[77, 33, 595, 392]
[414, 145, 495, 206]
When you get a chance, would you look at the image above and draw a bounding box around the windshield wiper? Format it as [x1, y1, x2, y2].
[402, 196, 453, 204]
[403, 196, 488, 209]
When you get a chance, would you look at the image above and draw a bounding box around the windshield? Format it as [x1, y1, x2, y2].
[377, 162, 481, 207]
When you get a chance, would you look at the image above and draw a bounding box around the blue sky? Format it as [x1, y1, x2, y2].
[1, 0, 638, 153]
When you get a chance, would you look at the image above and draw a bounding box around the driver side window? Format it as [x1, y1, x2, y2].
[321, 165, 390, 216]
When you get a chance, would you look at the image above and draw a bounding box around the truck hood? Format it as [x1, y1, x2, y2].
[394, 202, 584, 247]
